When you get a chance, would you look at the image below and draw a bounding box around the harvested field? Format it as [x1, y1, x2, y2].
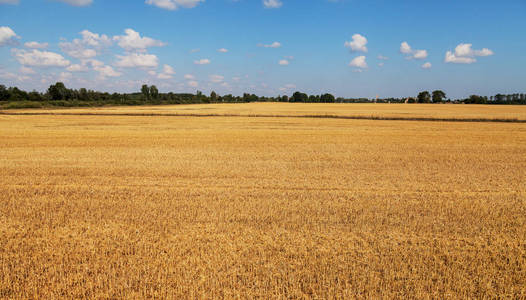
[1, 103, 525, 298]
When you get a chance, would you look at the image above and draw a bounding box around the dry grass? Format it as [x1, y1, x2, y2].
[1, 103, 525, 298]
[9, 102, 526, 121]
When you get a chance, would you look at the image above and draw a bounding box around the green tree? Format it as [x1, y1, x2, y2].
[48, 82, 68, 100]
[141, 84, 150, 100]
[320, 93, 335, 103]
[291, 91, 308, 103]
[432, 90, 446, 103]
[417, 91, 431, 103]
[0, 85, 9, 101]
[149, 85, 159, 99]
[210, 91, 217, 102]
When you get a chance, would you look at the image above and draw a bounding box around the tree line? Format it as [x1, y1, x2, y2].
[0, 82, 525, 109]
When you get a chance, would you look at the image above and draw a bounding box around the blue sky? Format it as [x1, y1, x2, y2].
[0, 0, 524, 98]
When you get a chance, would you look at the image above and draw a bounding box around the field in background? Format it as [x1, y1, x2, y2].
[10, 102, 526, 121]
[1, 104, 525, 298]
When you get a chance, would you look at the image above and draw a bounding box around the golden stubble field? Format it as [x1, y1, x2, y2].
[1, 103, 525, 298]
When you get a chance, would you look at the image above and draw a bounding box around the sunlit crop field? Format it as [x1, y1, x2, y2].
[1, 103, 525, 298]
[12, 102, 526, 121]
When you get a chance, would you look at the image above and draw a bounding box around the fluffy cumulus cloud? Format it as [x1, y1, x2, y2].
[187, 80, 198, 87]
[194, 58, 210, 65]
[400, 41, 428, 60]
[94, 65, 121, 78]
[278, 59, 289, 66]
[145, 0, 204, 10]
[184, 74, 195, 80]
[263, 0, 282, 8]
[344, 34, 368, 53]
[258, 41, 281, 48]
[444, 43, 494, 64]
[113, 29, 165, 52]
[12, 49, 70, 67]
[60, 30, 111, 59]
[156, 64, 175, 79]
[349, 55, 367, 69]
[422, 62, 432, 69]
[24, 41, 49, 49]
[67, 63, 89, 72]
[115, 53, 159, 68]
[0, 26, 18, 46]
[217, 48, 228, 53]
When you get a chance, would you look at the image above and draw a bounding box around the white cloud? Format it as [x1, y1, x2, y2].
[400, 41, 428, 60]
[0, 0, 20, 4]
[412, 49, 428, 59]
[422, 62, 432, 69]
[162, 64, 175, 74]
[113, 29, 165, 52]
[258, 41, 281, 48]
[156, 64, 175, 79]
[0, 71, 29, 82]
[19, 66, 35, 74]
[349, 55, 367, 69]
[12, 49, 70, 67]
[0, 26, 18, 46]
[188, 80, 198, 87]
[444, 43, 494, 64]
[194, 58, 210, 65]
[217, 48, 228, 53]
[94, 65, 121, 77]
[190, 48, 200, 53]
[66, 63, 89, 72]
[209, 74, 224, 83]
[145, 0, 204, 10]
[378, 62, 384, 67]
[157, 73, 172, 79]
[24, 41, 49, 49]
[184, 74, 195, 80]
[60, 30, 111, 59]
[400, 41, 412, 54]
[53, 0, 92, 6]
[79, 30, 112, 47]
[115, 53, 159, 68]
[444, 51, 475, 64]
[377, 55, 388, 60]
[61, 45, 97, 59]
[278, 59, 289, 65]
[344, 34, 367, 53]
[148, 70, 156, 76]
[263, 0, 282, 8]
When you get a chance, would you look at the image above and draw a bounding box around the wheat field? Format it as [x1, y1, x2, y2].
[1, 103, 525, 298]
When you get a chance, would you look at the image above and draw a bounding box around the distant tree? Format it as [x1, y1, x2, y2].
[291, 91, 308, 103]
[320, 93, 335, 103]
[465, 95, 487, 104]
[48, 82, 68, 100]
[417, 91, 431, 103]
[282, 95, 289, 102]
[0, 85, 9, 101]
[79, 88, 88, 101]
[141, 84, 150, 100]
[149, 85, 159, 99]
[432, 90, 446, 103]
[210, 91, 217, 102]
